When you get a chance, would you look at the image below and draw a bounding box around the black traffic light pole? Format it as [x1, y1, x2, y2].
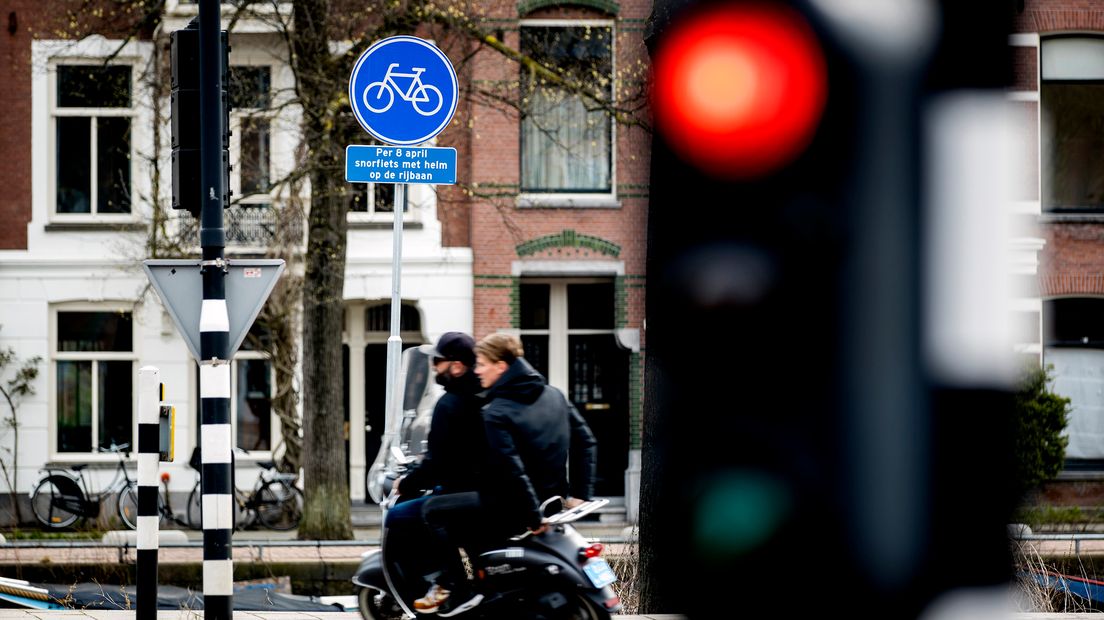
[197, 0, 233, 618]
[640, 1, 1015, 617]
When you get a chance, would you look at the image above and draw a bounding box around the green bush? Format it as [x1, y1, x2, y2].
[1013, 364, 1071, 501]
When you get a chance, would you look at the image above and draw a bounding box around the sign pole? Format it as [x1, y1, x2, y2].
[384, 183, 406, 446]
[197, 0, 233, 618]
[345, 36, 457, 518]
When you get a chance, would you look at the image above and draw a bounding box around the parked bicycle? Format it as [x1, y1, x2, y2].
[117, 470, 183, 530]
[184, 448, 303, 531]
[30, 443, 140, 529]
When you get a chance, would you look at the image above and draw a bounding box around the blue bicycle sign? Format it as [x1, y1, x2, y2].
[349, 36, 458, 146]
[364, 64, 443, 116]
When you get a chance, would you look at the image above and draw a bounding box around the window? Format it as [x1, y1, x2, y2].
[1044, 298, 1104, 464]
[196, 323, 275, 453]
[230, 66, 271, 197]
[227, 66, 277, 246]
[53, 310, 135, 454]
[1042, 37, 1104, 212]
[347, 181, 403, 216]
[519, 279, 628, 495]
[520, 23, 613, 195]
[53, 64, 133, 216]
[234, 338, 274, 452]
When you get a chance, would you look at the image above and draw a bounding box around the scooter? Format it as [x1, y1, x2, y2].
[353, 463, 622, 619]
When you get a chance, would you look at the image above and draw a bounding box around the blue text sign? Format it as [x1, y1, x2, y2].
[345, 145, 457, 185]
[349, 36, 458, 146]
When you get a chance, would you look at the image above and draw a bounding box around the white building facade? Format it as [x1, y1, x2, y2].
[0, 10, 471, 512]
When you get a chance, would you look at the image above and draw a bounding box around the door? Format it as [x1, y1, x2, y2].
[520, 280, 630, 496]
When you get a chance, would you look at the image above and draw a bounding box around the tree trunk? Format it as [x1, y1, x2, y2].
[298, 169, 353, 540]
[636, 355, 659, 612]
[294, 0, 353, 540]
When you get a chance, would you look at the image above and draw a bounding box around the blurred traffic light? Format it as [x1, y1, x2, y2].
[641, 1, 1017, 617]
[651, 3, 827, 177]
[171, 19, 230, 218]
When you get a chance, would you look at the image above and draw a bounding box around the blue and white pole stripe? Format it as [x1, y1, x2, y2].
[137, 366, 161, 620]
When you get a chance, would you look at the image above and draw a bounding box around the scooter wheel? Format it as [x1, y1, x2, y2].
[358, 587, 405, 620]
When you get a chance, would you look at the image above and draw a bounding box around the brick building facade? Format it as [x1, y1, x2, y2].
[462, 0, 650, 514]
[1013, 0, 1104, 494]
[0, 0, 649, 520]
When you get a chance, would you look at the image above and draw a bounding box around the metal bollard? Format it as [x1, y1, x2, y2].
[136, 367, 161, 619]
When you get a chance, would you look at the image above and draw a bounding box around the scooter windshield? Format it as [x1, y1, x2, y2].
[366, 345, 442, 503]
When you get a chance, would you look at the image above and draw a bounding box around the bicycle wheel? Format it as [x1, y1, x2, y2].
[255, 480, 303, 530]
[186, 484, 202, 530]
[189, 483, 249, 530]
[411, 84, 443, 116]
[31, 475, 84, 529]
[118, 483, 166, 530]
[363, 81, 394, 113]
[235, 490, 253, 530]
[118, 483, 139, 529]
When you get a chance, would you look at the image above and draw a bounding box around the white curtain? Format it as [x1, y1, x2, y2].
[1046, 347, 1104, 458]
[521, 88, 610, 192]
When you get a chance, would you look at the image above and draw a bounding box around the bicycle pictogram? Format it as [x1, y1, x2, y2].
[348, 35, 457, 145]
[363, 63, 444, 117]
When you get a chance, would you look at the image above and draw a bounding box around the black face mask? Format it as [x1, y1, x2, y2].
[435, 369, 452, 388]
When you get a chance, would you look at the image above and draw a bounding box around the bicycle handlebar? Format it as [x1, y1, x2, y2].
[98, 443, 131, 453]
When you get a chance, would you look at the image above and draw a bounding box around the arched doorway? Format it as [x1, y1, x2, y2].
[344, 301, 426, 500]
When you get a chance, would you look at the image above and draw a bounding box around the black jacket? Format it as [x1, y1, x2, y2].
[479, 358, 597, 530]
[398, 370, 485, 495]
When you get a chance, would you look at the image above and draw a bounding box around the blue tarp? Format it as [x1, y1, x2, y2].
[1031, 570, 1104, 605]
[0, 581, 346, 612]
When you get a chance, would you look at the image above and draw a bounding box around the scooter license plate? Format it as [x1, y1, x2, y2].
[583, 558, 617, 589]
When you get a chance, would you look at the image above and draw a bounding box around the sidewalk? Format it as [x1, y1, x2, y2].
[0, 608, 680, 613]
[0, 541, 380, 565]
[0, 533, 643, 617]
[0, 540, 636, 565]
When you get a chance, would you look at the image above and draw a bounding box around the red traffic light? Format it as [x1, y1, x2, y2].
[652, 3, 828, 178]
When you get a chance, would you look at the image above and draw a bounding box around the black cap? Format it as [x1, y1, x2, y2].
[427, 332, 476, 366]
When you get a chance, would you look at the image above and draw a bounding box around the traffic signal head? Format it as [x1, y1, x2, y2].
[644, 1, 1018, 617]
[170, 20, 230, 218]
[651, 2, 827, 178]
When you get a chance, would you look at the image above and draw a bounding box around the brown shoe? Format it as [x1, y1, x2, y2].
[414, 584, 451, 614]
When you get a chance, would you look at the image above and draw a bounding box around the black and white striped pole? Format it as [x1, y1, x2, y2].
[197, 0, 233, 617]
[136, 367, 161, 619]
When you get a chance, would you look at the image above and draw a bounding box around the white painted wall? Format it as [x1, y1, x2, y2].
[0, 32, 472, 500]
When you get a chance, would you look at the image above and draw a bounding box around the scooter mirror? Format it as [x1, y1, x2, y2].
[390, 445, 416, 465]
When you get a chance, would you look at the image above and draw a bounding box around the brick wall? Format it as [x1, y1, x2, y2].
[460, 0, 651, 453]
[0, 2, 36, 250]
[1016, 0, 1104, 33]
[1019, 1, 1104, 300]
[466, 0, 650, 335]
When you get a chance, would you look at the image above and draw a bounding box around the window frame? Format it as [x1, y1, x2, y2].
[1040, 35, 1104, 214]
[48, 61, 137, 223]
[517, 277, 616, 393]
[165, 0, 292, 18]
[516, 18, 618, 208]
[361, 301, 426, 344]
[49, 303, 138, 462]
[192, 348, 280, 461]
[229, 349, 279, 458]
[229, 63, 275, 207]
[346, 181, 411, 223]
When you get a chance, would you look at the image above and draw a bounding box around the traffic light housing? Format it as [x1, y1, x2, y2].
[641, 1, 1017, 617]
[171, 19, 230, 218]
